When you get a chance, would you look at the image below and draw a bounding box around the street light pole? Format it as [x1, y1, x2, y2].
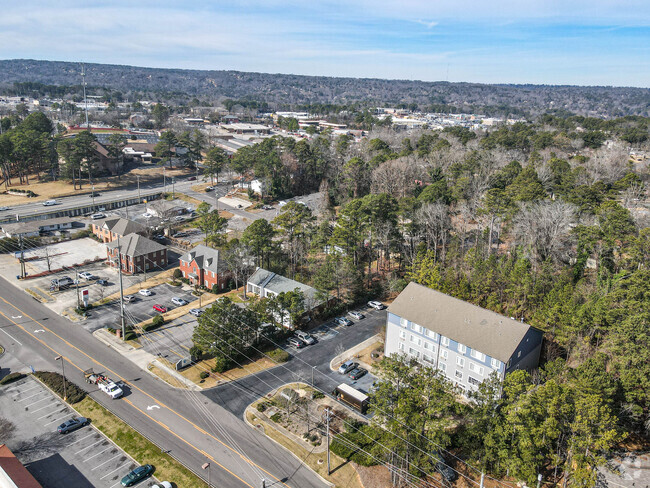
[117, 236, 126, 340]
[137, 175, 141, 203]
[55, 356, 67, 401]
[202, 462, 210, 488]
[312, 365, 316, 387]
[91, 184, 96, 211]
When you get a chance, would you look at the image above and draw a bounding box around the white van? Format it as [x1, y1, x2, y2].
[43, 200, 57, 206]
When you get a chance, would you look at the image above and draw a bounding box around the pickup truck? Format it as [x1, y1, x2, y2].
[84, 369, 123, 399]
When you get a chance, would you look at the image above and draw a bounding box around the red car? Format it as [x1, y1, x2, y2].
[153, 304, 167, 313]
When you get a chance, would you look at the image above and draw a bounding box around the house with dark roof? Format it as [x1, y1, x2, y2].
[179, 244, 230, 291]
[385, 282, 543, 395]
[105, 233, 167, 274]
[91, 217, 147, 243]
[1, 217, 76, 238]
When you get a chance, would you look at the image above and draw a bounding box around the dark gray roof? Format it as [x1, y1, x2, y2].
[247, 268, 323, 307]
[181, 245, 224, 273]
[388, 282, 536, 362]
[105, 233, 166, 257]
[108, 218, 146, 237]
[1, 217, 75, 235]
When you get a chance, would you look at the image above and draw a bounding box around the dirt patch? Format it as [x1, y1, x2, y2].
[356, 340, 384, 370]
[355, 464, 393, 488]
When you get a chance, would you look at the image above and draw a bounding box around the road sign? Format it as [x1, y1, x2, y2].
[82, 289, 89, 307]
[175, 357, 192, 370]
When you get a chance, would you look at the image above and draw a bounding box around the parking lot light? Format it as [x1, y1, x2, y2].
[202, 462, 211, 487]
[55, 355, 67, 401]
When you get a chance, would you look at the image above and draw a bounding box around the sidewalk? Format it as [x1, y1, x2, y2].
[93, 328, 200, 391]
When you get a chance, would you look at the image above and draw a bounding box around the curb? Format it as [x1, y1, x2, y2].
[329, 334, 382, 372]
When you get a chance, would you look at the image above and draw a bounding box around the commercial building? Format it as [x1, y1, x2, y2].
[0, 444, 42, 488]
[105, 233, 167, 274]
[384, 282, 543, 394]
[179, 244, 229, 290]
[1, 217, 75, 238]
[91, 217, 146, 243]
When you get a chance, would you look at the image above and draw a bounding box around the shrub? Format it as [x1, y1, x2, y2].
[124, 329, 137, 341]
[189, 345, 203, 361]
[71, 229, 93, 240]
[256, 402, 268, 413]
[0, 372, 25, 385]
[34, 371, 86, 404]
[144, 314, 165, 331]
[211, 355, 231, 373]
[180, 277, 190, 284]
[330, 431, 378, 466]
[312, 391, 325, 400]
[173, 269, 182, 279]
[268, 348, 290, 363]
[270, 412, 282, 423]
[199, 371, 209, 379]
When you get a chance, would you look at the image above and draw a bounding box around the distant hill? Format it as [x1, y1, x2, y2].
[1, 59, 649, 117]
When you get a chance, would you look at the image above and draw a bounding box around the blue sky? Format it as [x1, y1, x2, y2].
[1, 1, 649, 87]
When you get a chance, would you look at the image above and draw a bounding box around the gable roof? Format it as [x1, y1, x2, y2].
[0, 444, 43, 488]
[105, 233, 166, 257]
[181, 244, 225, 273]
[247, 268, 323, 306]
[388, 282, 537, 362]
[108, 218, 146, 237]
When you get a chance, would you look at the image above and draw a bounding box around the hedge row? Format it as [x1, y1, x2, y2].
[0, 372, 25, 385]
[34, 371, 86, 404]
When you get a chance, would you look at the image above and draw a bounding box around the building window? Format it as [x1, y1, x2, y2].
[456, 357, 465, 367]
[423, 341, 430, 350]
[423, 354, 435, 365]
[439, 363, 447, 372]
[408, 348, 420, 358]
[398, 342, 405, 351]
[458, 344, 467, 354]
[455, 370, 463, 380]
[441, 336, 449, 347]
[399, 330, 406, 339]
[491, 358, 501, 369]
[425, 329, 438, 340]
[517, 351, 521, 358]
[400, 317, 408, 328]
[441, 350, 448, 360]
[470, 350, 486, 362]
[469, 362, 484, 375]
[468, 376, 480, 386]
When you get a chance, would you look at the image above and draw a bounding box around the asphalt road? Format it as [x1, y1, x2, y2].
[0, 276, 330, 488]
[203, 307, 387, 417]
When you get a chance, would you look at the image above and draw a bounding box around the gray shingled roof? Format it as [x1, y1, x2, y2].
[182, 244, 224, 273]
[247, 268, 323, 307]
[388, 282, 535, 362]
[108, 218, 146, 237]
[105, 233, 167, 257]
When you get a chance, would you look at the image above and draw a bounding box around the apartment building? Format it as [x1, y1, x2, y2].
[384, 282, 543, 394]
[179, 244, 229, 290]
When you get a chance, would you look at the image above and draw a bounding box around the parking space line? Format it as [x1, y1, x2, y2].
[75, 439, 104, 454]
[68, 432, 96, 445]
[19, 391, 48, 402]
[101, 461, 131, 480]
[84, 445, 112, 462]
[38, 407, 66, 419]
[91, 453, 122, 471]
[12, 384, 40, 398]
[31, 402, 59, 413]
[45, 413, 72, 426]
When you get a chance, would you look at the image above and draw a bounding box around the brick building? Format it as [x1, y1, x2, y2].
[105, 233, 167, 274]
[92, 217, 147, 243]
[179, 245, 229, 290]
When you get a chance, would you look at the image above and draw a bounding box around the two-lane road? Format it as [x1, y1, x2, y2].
[0, 278, 328, 488]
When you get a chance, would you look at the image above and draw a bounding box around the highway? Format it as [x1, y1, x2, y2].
[0, 277, 328, 488]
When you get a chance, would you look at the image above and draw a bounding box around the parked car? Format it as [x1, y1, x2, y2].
[0, 206, 10, 211]
[91, 213, 105, 220]
[57, 416, 89, 434]
[436, 458, 458, 482]
[96, 279, 109, 286]
[338, 360, 358, 374]
[139, 289, 152, 296]
[187, 176, 197, 181]
[334, 317, 353, 327]
[288, 337, 305, 348]
[173, 215, 185, 222]
[349, 367, 368, 380]
[171, 297, 188, 306]
[123, 295, 137, 303]
[88, 191, 101, 197]
[295, 330, 316, 345]
[367, 300, 386, 310]
[348, 311, 365, 320]
[151, 482, 172, 488]
[205, 186, 214, 192]
[51, 276, 74, 288]
[236, 204, 243, 208]
[153, 304, 167, 313]
[121, 464, 155, 487]
[142, 212, 153, 219]
[43, 200, 57, 206]
[189, 308, 202, 317]
[79, 271, 95, 281]
[261, 205, 274, 210]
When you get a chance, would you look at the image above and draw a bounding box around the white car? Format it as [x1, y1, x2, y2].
[295, 330, 316, 345]
[368, 300, 386, 310]
[139, 289, 152, 296]
[0, 206, 10, 211]
[78, 271, 95, 281]
[189, 308, 202, 317]
[43, 200, 57, 206]
[91, 213, 105, 220]
[123, 295, 137, 303]
[171, 297, 188, 306]
[142, 212, 153, 219]
[151, 482, 172, 488]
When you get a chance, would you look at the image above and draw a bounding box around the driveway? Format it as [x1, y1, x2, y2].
[202, 306, 387, 417]
[0, 376, 156, 488]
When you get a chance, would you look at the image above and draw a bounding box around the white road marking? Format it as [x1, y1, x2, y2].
[0, 327, 22, 345]
[38, 407, 66, 419]
[84, 445, 112, 462]
[68, 432, 95, 445]
[146, 405, 160, 411]
[45, 414, 72, 426]
[12, 384, 40, 397]
[91, 453, 122, 471]
[31, 402, 59, 413]
[102, 462, 131, 480]
[18, 390, 47, 402]
[23, 396, 51, 407]
[75, 439, 104, 455]
[11, 315, 22, 319]
[34, 329, 45, 333]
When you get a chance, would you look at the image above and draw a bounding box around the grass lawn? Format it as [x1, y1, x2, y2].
[247, 410, 364, 488]
[75, 396, 207, 487]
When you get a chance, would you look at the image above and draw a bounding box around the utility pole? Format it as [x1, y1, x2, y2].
[172, 177, 175, 198]
[201, 462, 210, 488]
[75, 268, 80, 309]
[55, 356, 67, 401]
[480, 472, 485, 488]
[326, 407, 331, 475]
[19, 235, 25, 278]
[81, 63, 89, 130]
[117, 236, 126, 340]
[137, 175, 141, 203]
[91, 184, 96, 211]
[163, 168, 166, 195]
[311, 365, 316, 387]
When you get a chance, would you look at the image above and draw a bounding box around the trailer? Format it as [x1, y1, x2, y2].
[334, 383, 368, 414]
[83, 368, 123, 399]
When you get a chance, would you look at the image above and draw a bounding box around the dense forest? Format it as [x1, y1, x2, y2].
[2, 59, 650, 117]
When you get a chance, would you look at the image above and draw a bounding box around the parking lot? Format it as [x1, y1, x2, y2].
[86, 283, 197, 332]
[0, 376, 159, 488]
